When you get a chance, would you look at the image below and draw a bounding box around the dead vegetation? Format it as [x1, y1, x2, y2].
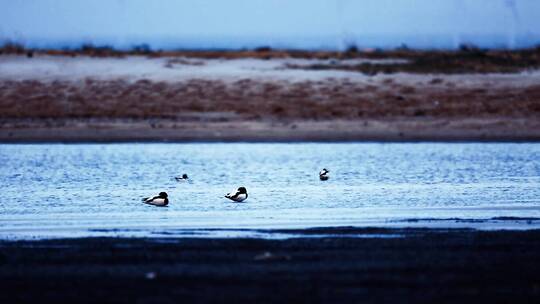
[285, 47, 540, 75]
[1, 78, 539, 121]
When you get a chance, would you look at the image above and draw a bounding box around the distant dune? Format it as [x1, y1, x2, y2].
[1, 48, 539, 142]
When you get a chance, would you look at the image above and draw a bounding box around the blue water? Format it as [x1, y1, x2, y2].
[1, 143, 539, 239]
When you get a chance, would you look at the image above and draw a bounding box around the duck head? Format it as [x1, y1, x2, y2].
[237, 187, 247, 194]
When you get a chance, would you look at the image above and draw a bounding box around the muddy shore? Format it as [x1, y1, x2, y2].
[1, 50, 539, 142]
[1, 228, 539, 303]
[1, 118, 539, 142]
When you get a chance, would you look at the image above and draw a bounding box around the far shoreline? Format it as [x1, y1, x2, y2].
[1, 52, 539, 142]
[1, 118, 539, 143]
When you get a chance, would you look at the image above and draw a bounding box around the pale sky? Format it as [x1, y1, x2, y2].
[1, 0, 539, 49]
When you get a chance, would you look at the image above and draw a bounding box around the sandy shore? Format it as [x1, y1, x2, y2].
[1, 228, 539, 303]
[1, 52, 540, 141]
[1, 118, 539, 142]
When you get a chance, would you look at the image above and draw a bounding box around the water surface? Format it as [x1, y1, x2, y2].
[1, 143, 539, 239]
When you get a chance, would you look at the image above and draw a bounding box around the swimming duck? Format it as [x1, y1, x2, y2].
[319, 168, 330, 181]
[175, 174, 189, 181]
[142, 192, 169, 206]
[225, 187, 248, 202]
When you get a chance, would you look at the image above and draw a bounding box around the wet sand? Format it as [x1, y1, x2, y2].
[2, 118, 538, 142]
[1, 51, 539, 142]
[1, 228, 539, 303]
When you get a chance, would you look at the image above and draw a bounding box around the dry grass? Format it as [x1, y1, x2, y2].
[1, 78, 539, 120]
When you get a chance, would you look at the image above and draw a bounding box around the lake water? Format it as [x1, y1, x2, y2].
[1, 143, 539, 239]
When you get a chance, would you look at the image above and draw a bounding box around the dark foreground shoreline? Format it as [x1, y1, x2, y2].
[1, 228, 539, 303]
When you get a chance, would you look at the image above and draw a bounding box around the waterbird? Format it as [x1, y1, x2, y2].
[142, 192, 169, 206]
[175, 174, 189, 181]
[225, 187, 248, 202]
[319, 168, 330, 181]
